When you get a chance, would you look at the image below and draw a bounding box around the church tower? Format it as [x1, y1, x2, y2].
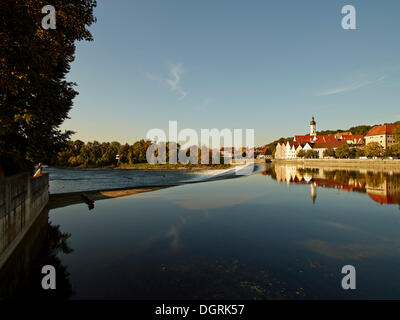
[310, 116, 316, 136]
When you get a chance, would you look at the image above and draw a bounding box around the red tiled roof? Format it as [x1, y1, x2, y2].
[313, 141, 345, 149]
[318, 136, 338, 142]
[286, 141, 300, 147]
[366, 124, 398, 136]
[295, 135, 339, 143]
[340, 135, 364, 140]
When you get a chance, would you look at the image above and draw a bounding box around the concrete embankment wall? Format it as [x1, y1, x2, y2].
[0, 172, 49, 270]
[273, 159, 400, 172]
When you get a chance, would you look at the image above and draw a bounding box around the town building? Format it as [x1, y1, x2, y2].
[275, 117, 360, 159]
[365, 124, 398, 149]
[312, 141, 346, 159]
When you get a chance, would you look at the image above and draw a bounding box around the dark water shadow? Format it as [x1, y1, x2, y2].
[0, 209, 74, 300]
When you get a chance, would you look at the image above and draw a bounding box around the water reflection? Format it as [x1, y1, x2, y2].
[0, 209, 74, 299]
[262, 164, 400, 210]
[3, 165, 400, 299]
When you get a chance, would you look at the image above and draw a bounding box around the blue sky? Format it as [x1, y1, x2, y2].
[63, 0, 400, 146]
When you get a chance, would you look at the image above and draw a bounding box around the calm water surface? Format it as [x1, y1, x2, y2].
[3, 164, 400, 299]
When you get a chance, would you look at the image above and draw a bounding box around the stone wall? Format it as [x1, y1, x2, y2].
[273, 159, 400, 172]
[0, 172, 49, 269]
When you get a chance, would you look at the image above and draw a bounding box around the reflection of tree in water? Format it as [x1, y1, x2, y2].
[19, 222, 74, 299]
[297, 168, 319, 176]
[0, 211, 74, 300]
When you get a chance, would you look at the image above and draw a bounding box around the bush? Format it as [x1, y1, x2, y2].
[305, 150, 316, 159]
[335, 144, 350, 158]
[365, 142, 384, 158]
[297, 150, 306, 158]
[355, 148, 365, 158]
[323, 148, 335, 158]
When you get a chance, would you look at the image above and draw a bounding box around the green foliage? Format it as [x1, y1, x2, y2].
[130, 140, 152, 164]
[323, 148, 336, 158]
[384, 143, 400, 158]
[349, 125, 373, 136]
[392, 143, 400, 157]
[385, 148, 394, 157]
[297, 149, 306, 158]
[305, 150, 315, 159]
[335, 144, 350, 159]
[0, 0, 97, 176]
[365, 142, 384, 158]
[54, 140, 226, 168]
[317, 130, 343, 136]
[355, 148, 365, 158]
[349, 147, 357, 159]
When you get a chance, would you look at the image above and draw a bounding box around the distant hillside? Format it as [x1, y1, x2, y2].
[317, 124, 374, 136]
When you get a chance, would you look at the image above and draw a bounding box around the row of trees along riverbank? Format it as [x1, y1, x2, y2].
[54, 140, 230, 168]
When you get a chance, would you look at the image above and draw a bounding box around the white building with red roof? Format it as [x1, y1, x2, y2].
[275, 117, 368, 159]
[365, 124, 398, 149]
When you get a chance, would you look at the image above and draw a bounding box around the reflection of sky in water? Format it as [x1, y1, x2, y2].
[49, 166, 400, 299]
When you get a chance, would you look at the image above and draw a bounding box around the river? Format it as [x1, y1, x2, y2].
[1, 163, 400, 299]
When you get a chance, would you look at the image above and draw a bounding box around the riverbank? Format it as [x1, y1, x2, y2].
[274, 158, 400, 172]
[53, 163, 232, 170]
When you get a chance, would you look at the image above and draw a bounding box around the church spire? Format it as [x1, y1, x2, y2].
[310, 116, 317, 136]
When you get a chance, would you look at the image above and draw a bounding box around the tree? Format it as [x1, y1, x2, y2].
[101, 141, 120, 166]
[385, 148, 394, 158]
[365, 142, 384, 158]
[305, 150, 315, 159]
[0, 0, 97, 176]
[355, 148, 365, 158]
[117, 144, 130, 164]
[323, 148, 335, 158]
[335, 144, 350, 158]
[297, 149, 306, 158]
[349, 147, 357, 159]
[392, 143, 400, 157]
[129, 140, 151, 164]
[349, 125, 373, 136]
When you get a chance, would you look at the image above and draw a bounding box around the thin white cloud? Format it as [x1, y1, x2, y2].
[317, 76, 385, 96]
[166, 64, 187, 100]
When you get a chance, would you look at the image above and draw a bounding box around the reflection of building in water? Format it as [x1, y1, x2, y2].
[269, 163, 400, 209]
[366, 178, 400, 205]
[275, 165, 307, 185]
[271, 164, 400, 206]
[310, 182, 317, 204]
